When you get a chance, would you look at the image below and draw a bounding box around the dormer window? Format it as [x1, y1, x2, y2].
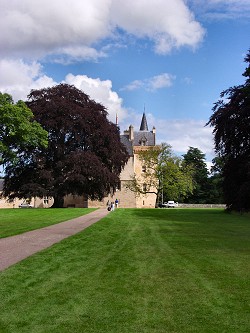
[139, 136, 147, 146]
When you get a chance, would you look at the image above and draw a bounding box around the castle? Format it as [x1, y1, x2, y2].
[65, 112, 157, 208]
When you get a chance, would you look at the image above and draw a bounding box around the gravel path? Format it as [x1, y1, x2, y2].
[0, 208, 109, 272]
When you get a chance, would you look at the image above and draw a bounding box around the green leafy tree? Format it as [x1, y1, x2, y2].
[0, 92, 48, 166]
[3, 84, 129, 207]
[207, 50, 250, 211]
[182, 147, 209, 203]
[126, 143, 194, 205]
[207, 157, 224, 204]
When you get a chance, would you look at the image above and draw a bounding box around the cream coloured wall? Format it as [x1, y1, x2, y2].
[88, 145, 157, 209]
[88, 156, 137, 208]
[0, 196, 53, 209]
[133, 146, 157, 208]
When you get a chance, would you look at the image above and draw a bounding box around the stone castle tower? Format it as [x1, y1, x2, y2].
[88, 112, 157, 208]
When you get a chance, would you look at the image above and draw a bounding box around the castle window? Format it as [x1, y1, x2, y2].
[142, 165, 146, 173]
[139, 137, 147, 146]
[43, 196, 49, 205]
[143, 183, 147, 192]
[116, 181, 121, 191]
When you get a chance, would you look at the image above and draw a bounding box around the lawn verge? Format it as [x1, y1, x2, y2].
[0, 208, 96, 238]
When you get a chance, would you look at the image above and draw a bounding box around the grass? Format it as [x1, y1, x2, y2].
[0, 208, 96, 238]
[0, 208, 249, 332]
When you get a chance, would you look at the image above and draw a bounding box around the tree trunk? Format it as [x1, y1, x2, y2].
[156, 190, 161, 207]
[51, 194, 64, 208]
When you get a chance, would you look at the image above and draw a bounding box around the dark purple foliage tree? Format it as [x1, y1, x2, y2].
[3, 84, 129, 207]
[207, 50, 250, 211]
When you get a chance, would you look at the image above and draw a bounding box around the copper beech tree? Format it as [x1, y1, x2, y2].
[207, 50, 250, 211]
[3, 84, 128, 207]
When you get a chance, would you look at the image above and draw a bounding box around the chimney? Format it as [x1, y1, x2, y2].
[152, 126, 156, 145]
[129, 125, 134, 141]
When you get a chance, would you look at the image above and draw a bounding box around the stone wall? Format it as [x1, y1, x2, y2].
[177, 203, 226, 209]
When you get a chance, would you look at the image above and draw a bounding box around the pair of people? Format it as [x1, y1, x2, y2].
[107, 199, 119, 211]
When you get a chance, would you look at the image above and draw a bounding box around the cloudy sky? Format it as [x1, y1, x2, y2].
[0, 0, 249, 164]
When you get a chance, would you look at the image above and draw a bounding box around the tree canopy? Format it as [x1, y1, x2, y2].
[207, 156, 224, 204]
[126, 143, 194, 205]
[3, 84, 129, 207]
[0, 92, 48, 166]
[182, 147, 209, 204]
[207, 49, 250, 211]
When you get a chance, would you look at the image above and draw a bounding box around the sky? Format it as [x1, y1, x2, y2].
[0, 0, 249, 167]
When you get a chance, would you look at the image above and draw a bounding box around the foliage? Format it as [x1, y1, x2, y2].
[0, 208, 95, 238]
[1, 209, 249, 332]
[126, 143, 194, 204]
[3, 84, 129, 207]
[182, 147, 209, 203]
[0, 92, 48, 166]
[207, 49, 250, 211]
[207, 156, 224, 203]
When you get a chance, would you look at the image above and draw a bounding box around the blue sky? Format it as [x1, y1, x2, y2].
[0, 0, 249, 166]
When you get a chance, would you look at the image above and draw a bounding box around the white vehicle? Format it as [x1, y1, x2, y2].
[158, 201, 178, 208]
[165, 201, 178, 208]
[19, 202, 33, 208]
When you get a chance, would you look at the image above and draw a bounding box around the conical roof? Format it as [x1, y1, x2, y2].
[139, 112, 148, 131]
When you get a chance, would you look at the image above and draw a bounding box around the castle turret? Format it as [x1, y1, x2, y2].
[139, 112, 148, 131]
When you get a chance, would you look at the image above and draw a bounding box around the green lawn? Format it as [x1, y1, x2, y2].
[0, 209, 249, 332]
[0, 208, 96, 238]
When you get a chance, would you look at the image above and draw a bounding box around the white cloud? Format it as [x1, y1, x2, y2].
[0, 58, 127, 123]
[0, 0, 205, 61]
[121, 80, 144, 92]
[64, 73, 127, 122]
[155, 118, 215, 160]
[0, 59, 56, 101]
[0, 0, 112, 60]
[189, 0, 250, 19]
[110, 0, 205, 54]
[147, 74, 176, 91]
[122, 73, 176, 92]
[182, 77, 193, 85]
[49, 46, 107, 65]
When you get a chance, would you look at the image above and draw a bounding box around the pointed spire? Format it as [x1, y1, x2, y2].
[140, 112, 148, 131]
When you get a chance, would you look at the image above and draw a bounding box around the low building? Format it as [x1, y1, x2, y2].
[0, 179, 54, 208]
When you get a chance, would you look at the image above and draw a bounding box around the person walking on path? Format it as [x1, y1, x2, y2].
[0, 208, 109, 272]
[115, 198, 119, 208]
